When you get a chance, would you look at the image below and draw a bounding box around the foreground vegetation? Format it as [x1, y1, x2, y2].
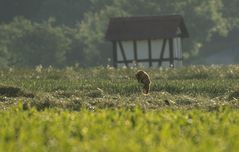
[1, 65, 239, 151]
[1, 107, 239, 152]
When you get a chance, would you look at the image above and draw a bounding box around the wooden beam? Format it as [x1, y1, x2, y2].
[179, 38, 183, 65]
[180, 38, 183, 59]
[133, 40, 138, 66]
[148, 39, 152, 67]
[112, 41, 117, 68]
[117, 58, 182, 63]
[169, 38, 174, 67]
[158, 39, 167, 67]
[118, 41, 128, 67]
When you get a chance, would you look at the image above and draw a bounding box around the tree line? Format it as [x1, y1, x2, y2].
[0, 0, 239, 67]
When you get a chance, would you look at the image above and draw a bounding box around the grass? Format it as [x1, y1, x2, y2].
[0, 65, 239, 151]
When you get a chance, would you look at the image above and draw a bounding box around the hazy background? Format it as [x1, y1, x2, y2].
[0, 0, 238, 67]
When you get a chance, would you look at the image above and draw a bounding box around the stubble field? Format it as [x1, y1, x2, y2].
[0, 65, 239, 152]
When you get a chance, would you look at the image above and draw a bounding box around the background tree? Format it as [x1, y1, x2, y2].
[0, 17, 71, 67]
[36, 0, 92, 25]
[0, 0, 45, 22]
[0, 0, 239, 67]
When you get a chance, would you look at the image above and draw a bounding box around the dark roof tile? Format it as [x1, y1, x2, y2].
[105, 15, 189, 41]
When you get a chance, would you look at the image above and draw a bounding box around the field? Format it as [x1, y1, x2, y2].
[1, 65, 239, 152]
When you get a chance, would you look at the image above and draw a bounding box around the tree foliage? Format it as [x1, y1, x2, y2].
[0, 0, 238, 67]
[0, 18, 71, 67]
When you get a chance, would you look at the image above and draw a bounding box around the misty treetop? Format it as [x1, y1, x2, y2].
[0, 0, 239, 67]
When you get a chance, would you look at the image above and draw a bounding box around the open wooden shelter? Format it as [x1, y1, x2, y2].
[105, 15, 189, 68]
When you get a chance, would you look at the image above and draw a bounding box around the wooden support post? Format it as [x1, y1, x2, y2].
[158, 39, 167, 67]
[133, 40, 138, 66]
[148, 39, 152, 67]
[118, 41, 129, 67]
[112, 41, 117, 68]
[169, 38, 174, 67]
